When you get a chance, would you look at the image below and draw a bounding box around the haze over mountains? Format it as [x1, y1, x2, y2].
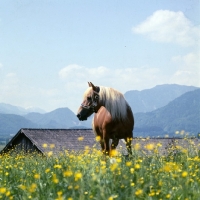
[0, 84, 199, 141]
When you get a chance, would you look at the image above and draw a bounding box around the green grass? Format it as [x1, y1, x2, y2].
[0, 140, 200, 200]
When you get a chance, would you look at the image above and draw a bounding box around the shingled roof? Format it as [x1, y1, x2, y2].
[1, 128, 100, 155]
[1, 128, 199, 155]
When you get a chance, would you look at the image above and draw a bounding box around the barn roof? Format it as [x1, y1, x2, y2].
[1, 128, 199, 155]
[1, 128, 99, 155]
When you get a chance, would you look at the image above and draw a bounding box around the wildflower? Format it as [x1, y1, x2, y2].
[19, 185, 26, 190]
[63, 170, 73, 177]
[29, 183, 37, 193]
[134, 143, 140, 150]
[78, 136, 84, 141]
[74, 172, 82, 181]
[5, 191, 10, 196]
[145, 143, 155, 150]
[47, 151, 53, 157]
[110, 149, 118, 157]
[182, 171, 188, 178]
[130, 182, 135, 186]
[135, 189, 143, 196]
[135, 164, 140, 169]
[0, 187, 6, 194]
[50, 144, 55, 148]
[110, 163, 118, 171]
[52, 174, 59, 184]
[54, 164, 62, 169]
[68, 198, 73, 200]
[42, 143, 48, 148]
[166, 194, 171, 198]
[34, 174, 40, 179]
[130, 168, 134, 174]
[126, 161, 132, 167]
[45, 168, 50, 173]
[95, 136, 101, 142]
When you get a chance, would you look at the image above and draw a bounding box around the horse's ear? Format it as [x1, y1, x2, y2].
[88, 82, 91, 87]
[89, 82, 96, 91]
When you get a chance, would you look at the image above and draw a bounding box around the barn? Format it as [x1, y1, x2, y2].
[1, 128, 199, 155]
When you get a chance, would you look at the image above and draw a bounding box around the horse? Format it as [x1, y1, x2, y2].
[77, 82, 134, 156]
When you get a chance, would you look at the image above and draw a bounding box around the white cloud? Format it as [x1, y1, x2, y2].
[170, 51, 200, 86]
[59, 64, 164, 93]
[132, 10, 200, 46]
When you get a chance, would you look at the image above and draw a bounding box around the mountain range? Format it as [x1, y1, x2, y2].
[0, 84, 199, 142]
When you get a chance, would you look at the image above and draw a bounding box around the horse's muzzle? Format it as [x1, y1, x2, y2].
[77, 113, 87, 121]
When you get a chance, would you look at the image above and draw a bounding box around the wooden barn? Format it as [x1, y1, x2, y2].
[1, 128, 199, 155]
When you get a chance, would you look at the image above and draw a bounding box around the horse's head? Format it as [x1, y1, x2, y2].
[77, 82, 100, 121]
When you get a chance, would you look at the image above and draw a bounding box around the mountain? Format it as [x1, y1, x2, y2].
[134, 89, 200, 137]
[124, 84, 198, 113]
[0, 113, 38, 137]
[24, 107, 80, 128]
[0, 103, 46, 115]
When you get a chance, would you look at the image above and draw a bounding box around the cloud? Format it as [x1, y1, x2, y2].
[170, 52, 200, 86]
[59, 64, 163, 93]
[132, 10, 200, 46]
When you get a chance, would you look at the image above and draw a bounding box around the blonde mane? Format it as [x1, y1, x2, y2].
[99, 86, 128, 121]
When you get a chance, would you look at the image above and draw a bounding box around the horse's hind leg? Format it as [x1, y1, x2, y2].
[100, 137, 110, 156]
[125, 137, 133, 156]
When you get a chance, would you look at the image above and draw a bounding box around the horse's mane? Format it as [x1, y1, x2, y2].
[99, 86, 128, 121]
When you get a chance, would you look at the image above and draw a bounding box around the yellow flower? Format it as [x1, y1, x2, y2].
[130, 182, 135, 186]
[19, 185, 26, 190]
[42, 143, 48, 148]
[135, 164, 140, 169]
[95, 136, 101, 142]
[110, 163, 118, 171]
[74, 172, 82, 181]
[63, 170, 73, 177]
[34, 174, 40, 179]
[50, 144, 55, 148]
[108, 197, 113, 200]
[29, 183, 37, 193]
[126, 161, 132, 167]
[47, 151, 53, 157]
[130, 168, 134, 174]
[0, 187, 6, 194]
[110, 149, 118, 157]
[145, 143, 155, 150]
[182, 171, 188, 178]
[166, 194, 171, 198]
[134, 143, 140, 150]
[52, 174, 59, 184]
[135, 189, 143, 196]
[6, 191, 10, 196]
[78, 136, 84, 141]
[54, 164, 62, 169]
[45, 168, 50, 173]
[68, 198, 73, 200]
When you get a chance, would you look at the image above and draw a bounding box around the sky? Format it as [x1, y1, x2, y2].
[0, 0, 199, 113]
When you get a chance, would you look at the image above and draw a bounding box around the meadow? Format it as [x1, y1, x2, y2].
[0, 138, 200, 200]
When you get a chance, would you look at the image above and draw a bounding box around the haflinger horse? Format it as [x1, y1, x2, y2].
[77, 82, 134, 156]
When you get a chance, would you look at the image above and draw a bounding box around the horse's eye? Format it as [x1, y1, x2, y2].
[87, 97, 92, 101]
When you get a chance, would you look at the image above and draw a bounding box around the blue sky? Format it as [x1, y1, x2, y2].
[0, 0, 199, 113]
